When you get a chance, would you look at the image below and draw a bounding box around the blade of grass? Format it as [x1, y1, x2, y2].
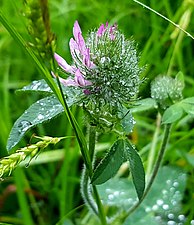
[0, 11, 92, 175]
[0, 11, 61, 101]
[133, 0, 194, 40]
[14, 168, 34, 225]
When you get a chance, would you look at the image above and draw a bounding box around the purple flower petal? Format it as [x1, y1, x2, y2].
[78, 32, 86, 53]
[73, 21, 86, 55]
[62, 78, 78, 86]
[51, 71, 78, 86]
[54, 53, 75, 74]
[73, 20, 82, 41]
[97, 24, 105, 37]
[69, 38, 79, 60]
[74, 69, 92, 87]
[109, 24, 117, 40]
[97, 22, 108, 37]
[83, 48, 95, 68]
[54, 21, 94, 90]
[83, 89, 91, 95]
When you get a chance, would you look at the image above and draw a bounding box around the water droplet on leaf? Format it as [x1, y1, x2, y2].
[17, 120, 32, 132]
[37, 114, 44, 120]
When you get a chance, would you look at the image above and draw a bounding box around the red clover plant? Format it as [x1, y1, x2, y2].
[1, 8, 192, 224]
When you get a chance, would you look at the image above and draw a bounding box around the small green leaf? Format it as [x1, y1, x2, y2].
[175, 71, 184, 87]
[7, 86, 80, 151]
[91, 139, 126, 185]
[119, 106, 134, 134]
[16, 79, 81, 101]
[181, 97, 194, 104]
[124, 140, 145, 200]
[180, 97, 194, 115]
[130, 98, 157, 113]
[7, 95, 64, 151]
[162, 103, 183, 124]
[17, 79, 52, 94]
[181, 103, 194, 115]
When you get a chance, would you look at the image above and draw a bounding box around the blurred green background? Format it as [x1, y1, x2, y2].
[0, 0, 194, 224]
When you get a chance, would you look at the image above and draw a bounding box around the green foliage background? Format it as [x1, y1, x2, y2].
[0, 0, 194, 224]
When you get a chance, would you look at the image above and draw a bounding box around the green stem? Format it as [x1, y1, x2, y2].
[55, 76, 93, 176]
[81, 126, 107, 225]
[120, 123, 172, 222]
[89, 126, 107, 225]
[81, 167, 98, 215]
[146, 113, 161, 177]
[92, 185, 107, 225]
[80, 126, 98, 214]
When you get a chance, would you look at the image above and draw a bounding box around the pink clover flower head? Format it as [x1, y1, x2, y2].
[54, 20, 143, 109]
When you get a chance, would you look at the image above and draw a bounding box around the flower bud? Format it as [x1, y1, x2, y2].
[151, 74, 184, 109]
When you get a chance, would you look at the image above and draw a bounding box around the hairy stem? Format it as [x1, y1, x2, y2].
[81, 125, 107, 225]
[80, 167, 98, 215]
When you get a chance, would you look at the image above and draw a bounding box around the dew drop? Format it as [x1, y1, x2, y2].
[162, 189, 168, 195]
[31, 80, 41, 90]
[125, 198, 134, 205]
[166, 179, 172, 185]
[17, 120, 32, 132]
[170, 187, 175, 192]
[113, 191, 120, 197]
[178, 215, 185, 222]
[145, 207, 151, 212]
[105, 188, 112, 194]
[191, 220, 194, 225]
[173, 181, 179, 187]
[168, 213, 175, 219]
[155, 216, 162, 222]
[152, 204, 159, 211]
[162, 204, 169, 210]
[167, 221, 176, 225]
[156, 199, 164, 206]
[108, 194, 114, 201]
[37, 114, 44, 120]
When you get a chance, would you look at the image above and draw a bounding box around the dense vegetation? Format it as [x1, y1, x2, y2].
[0, 0, 194, 224]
